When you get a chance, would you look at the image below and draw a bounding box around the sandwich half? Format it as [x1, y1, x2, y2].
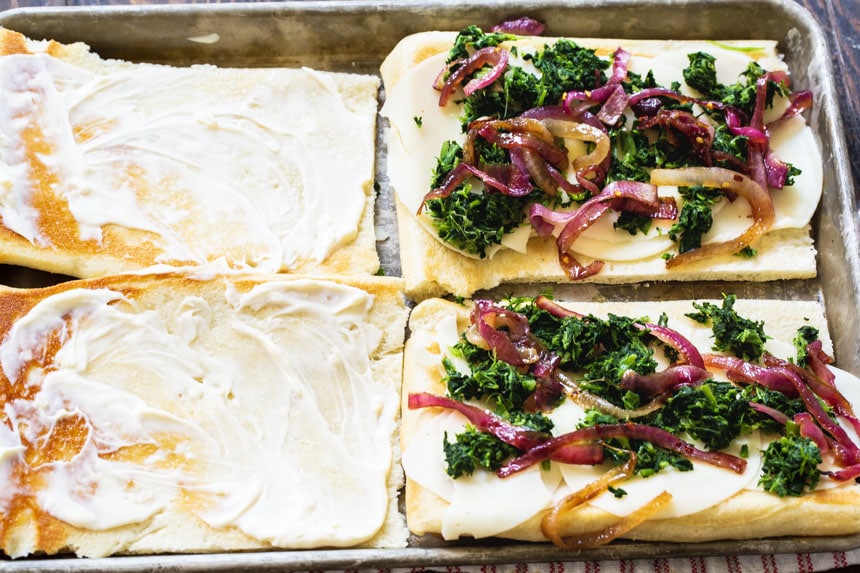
[0, 271, 408, 558]
[0, 27, 381, 278]
[401, 295, 860, 546]
[381, 27, 821, 299]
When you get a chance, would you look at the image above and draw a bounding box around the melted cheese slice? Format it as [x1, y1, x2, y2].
[381, 41, 822, 262]
[0, 278, 399, 550]
[402, 301, 859, 538]
[0, 39, 378, 273]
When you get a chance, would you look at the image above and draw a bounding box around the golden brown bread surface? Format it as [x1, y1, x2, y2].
[401, 297, 860, 543]
[0, 27, 381, 279]
[380, 32, 819, 299]
[0, 271, 409, 558]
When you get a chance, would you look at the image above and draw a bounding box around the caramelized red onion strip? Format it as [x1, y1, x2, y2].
[491, 17, 546, 35]
[541, 455, 671, 551]
[437, 47, 509, 106]
[650, 167, 774, 269]
[534, 295, 581, 318]
[469, 117, 564, 161]
[407, 392, 548, 450]
[546, 490, 672, 550]
[555, 370, 669, 420]
[408, 392, 604, 466]
[763, 355, 860, 436]
[417, 162, 534, 214]
[498, 422, 747, 478]
[794, 412, 831, 453]
[709, 351, 860, 450]
[751, 404, 831, 453]
[749, 401, 791, 425]
[620, 365, 711, 398]
[471, 299, 535, 368]
[529, 180, 660, 280]
[637, 322, 705, 368]
[824, 464, 860, 482]
[542, 118, 610, 172]
[805, 339, 837, 387]
[769, 365, 860, 466]
[561, 48, 631, 127]
[703, 353, 798, 396]
[518, 147, 563, 196]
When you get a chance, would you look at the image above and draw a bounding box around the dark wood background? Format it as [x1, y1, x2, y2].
[1, 0, 858, 206]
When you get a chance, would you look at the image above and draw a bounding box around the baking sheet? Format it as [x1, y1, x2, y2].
[1, 0, 859, 568]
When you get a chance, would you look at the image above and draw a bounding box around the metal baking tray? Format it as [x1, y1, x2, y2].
[1, 0, 859, 569]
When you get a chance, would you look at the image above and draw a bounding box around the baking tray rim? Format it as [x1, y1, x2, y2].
[0, 0, 858, 567]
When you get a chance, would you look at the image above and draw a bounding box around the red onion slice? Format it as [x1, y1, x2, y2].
[408, 392, 548, 451]
[491, 17, 546, 35]
[437, 47, 509, 106]
[650, 167, 774, 269]
[498, 422, 747, 478]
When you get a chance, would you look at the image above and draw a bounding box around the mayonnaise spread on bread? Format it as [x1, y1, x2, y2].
[0, 279, 398, 552]
[0, 41, 376, 272]
[402, 301, 859, 540]
[382, 42, 822, 261]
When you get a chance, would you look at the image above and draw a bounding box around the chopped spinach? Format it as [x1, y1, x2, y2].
[430, 140, 463, 188]
[651, 381, 748, 451]
[447, 25, 514, 63]
[525, 39, 609, 105]
[443, 341, 538, 414]
[579, 409, 693, 477]
[425, 184, 533, 257]
[758, 433, 822, 496]
[444, 427, 520, 477]
[793, 325, 819, 367]
[683, 52, 789, 117]
[686, 293, 769, 361]
[668, 185, 724, 254]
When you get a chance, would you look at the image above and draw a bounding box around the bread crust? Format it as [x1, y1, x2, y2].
[401, 297, 860, 543]
[0, 272, 409, 558]
[0, 27, 381, 279]
[381, 32, 818, 299]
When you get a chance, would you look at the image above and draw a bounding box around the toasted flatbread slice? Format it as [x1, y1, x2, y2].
[402, 296, 860, 543]
[381, 32, 820, 299]
[0, 28, 380, 278]
[0, 272, 408, 558]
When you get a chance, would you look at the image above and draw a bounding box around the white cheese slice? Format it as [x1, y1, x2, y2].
[401, 410, 563, 540]
[403, 308, 860, 536]
[382, 39, 821, 262]
[559, 431, 762, 519]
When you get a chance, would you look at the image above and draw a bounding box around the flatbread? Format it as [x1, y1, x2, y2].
[381, 32, 821, 299]
[0, 271, 409, 558]
[0, 28, 381, 279]
[401, 296, 860, 543]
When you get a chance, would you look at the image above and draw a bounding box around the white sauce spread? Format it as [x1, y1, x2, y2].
[0, 47, 377, 271]
[0, 279, 398, 549]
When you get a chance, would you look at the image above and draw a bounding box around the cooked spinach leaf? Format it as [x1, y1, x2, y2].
[686, 293, 769, 361]
[793, 325, 819, 367]
[651, 381, 748, 451]
[759, 433, 822, 496]
[668, 185, 724, 254]
[444, 426, 520, 477]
